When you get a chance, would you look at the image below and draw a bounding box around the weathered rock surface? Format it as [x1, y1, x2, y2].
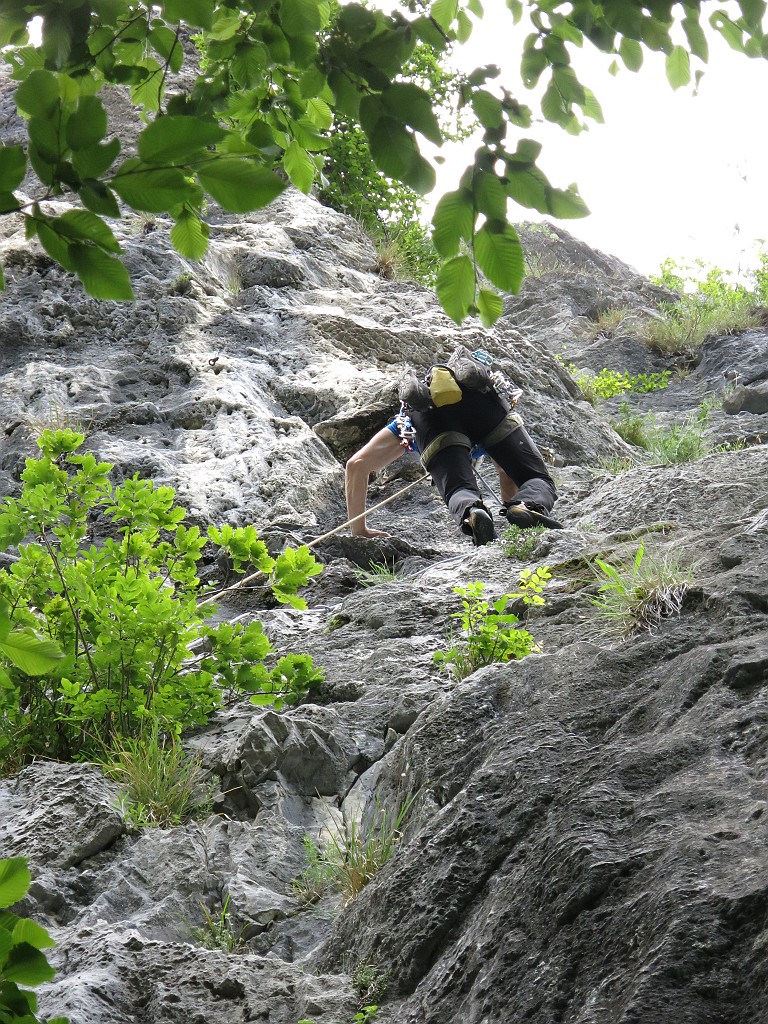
[1, 180, 767, 1024]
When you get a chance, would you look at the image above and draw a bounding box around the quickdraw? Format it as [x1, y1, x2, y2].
[471, 349, 523, 408]
[394, 402, 417, 451]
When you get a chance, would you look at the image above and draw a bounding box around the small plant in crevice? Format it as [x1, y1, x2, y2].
[352, 560, 400, 587]
[293, 795, 417, 906]
[590, 541, 693, 640]
[352, 961, 390, 1008]
[101, 727, 211, 830]
[501, 523, 546, 561]
[189, 894, 246, 954]
[292, 836, 334, 905]
[1, 857, 70, 1024]
[434, 570, 551, 681]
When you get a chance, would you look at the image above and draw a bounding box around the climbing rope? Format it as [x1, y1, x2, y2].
[198, 472, 430, 608]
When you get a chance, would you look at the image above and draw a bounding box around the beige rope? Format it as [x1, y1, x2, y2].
[198, 472, 430, 608]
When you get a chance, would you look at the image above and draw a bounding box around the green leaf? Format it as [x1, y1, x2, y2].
[682, 14, 709, 61]
[430, 0, 458, 32]
[382, 83, 442, 145]
[280, 0, 325, 38]
[73, 138, 122, 179]
[474, 222, 524, 292]
[65, 96, 108, 151]
[283, 140, 315, 193]
[3, 942, 56, 985]
[473, 171, 507, 220]
[149, 25, 184, 72]
[0, 264, 4, 290]
[70, 246, 134, 300]
[37, 223, 75, 271]
[368, 117, 418, 181]
[0, 629, 64, 675]
[15, 69, 60, 117]
[170, 210, 210, 260]
[162, 0, 213, 30]
[436, 254, 475, 324]
[12, 917, 54, 950]
[196, 158, 286, 212]
[431, 189, 475, 257]
[57, 210, 122, 254]
[79, 180, 121, 219]
[710, 12, 745, 52]
[112, 161, 191, 212]
[0, 859, 30, 909]
[0, 145, 26, 192]
[504, 165, 548, 211]
[547, 184, 590, 219]
[138, 116, 224, 164]
[477, 288, 504, 328]
[665, 45, 691, 89]
[471, 89, 504, 130]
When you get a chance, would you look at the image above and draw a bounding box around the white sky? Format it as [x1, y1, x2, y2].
[432, 5, 768, 280]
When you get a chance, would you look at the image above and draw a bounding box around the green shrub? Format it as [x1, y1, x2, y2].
[433, 570, 551, 680]
[591, 541, 692, 639]
[563, 363, 671, 404]
[0, 857, 68, 1024]
[0, 430, 323, 768]
[645, 257, 761, 353]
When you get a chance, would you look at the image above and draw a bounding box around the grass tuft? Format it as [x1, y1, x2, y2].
[590, 541, 692, 639]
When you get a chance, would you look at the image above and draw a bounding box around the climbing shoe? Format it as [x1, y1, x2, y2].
[504, 502, 564, 530]
[465, 506, 496, 546]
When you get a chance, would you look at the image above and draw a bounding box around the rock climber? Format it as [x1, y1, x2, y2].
[345, 351, 562, 545]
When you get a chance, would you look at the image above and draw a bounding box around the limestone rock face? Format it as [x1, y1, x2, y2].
[1, 173, 768, 1024]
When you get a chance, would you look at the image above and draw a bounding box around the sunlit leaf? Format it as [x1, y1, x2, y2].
[138, 115, 224, 164]
[196, 158, 286, 212]
[70, 246, 134, 300]
[474, 222, 524, 292]
[0, 858, 30, 909]
[665, 45, 691, 89]
[170, 210, 210, 260]
[436, 254, 475, 323]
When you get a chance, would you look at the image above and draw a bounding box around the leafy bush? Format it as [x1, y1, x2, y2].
[563, 363, 671, 404]
[644, 257, 763, 353]
[591, 542, 692, 639]
[0, 857, 67, 1024]
[433, 570, 551, 681]
[102, 728, 211, 830]
[0, 430, 323, 768]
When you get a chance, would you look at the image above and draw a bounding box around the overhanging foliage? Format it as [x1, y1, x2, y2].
[1, 1, 766, 324]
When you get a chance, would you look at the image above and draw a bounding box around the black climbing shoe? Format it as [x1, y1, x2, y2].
[504, 502, 563, 530]
[466, 506, 496, 546]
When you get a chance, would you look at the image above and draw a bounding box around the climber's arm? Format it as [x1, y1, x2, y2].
[345, 428, 405, 538]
